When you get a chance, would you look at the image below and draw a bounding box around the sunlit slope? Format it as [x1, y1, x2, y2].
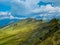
[0, 18, 60, 45]
[0, 19, 47, 45]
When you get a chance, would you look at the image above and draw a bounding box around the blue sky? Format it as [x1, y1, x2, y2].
[0, 0, 60, 21]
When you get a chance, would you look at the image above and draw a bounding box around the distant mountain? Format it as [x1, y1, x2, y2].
[0, 18, 60, 45]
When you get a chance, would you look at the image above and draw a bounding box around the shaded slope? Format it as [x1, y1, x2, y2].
[39, 29, 60, 45]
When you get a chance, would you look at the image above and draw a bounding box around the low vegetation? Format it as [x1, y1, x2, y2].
[0, 18, 60, 45]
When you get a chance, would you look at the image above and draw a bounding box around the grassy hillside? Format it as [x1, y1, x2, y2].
[39, 29, 60, 45]
[0, 18, 60, 45]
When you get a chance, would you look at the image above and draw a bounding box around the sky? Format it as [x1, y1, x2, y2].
[0, 0, 60, 26]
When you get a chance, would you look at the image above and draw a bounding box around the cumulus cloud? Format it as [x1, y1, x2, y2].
[0, 12, 9, 15]
[11, 0, 40, 16]
[0, 12, 10, 17]
[31, 4, 60, 21]
[0, 12, 27, 20]
[0, 12, 11, 20]
[10, 0, 60, 21]
[11, 0, 60, 15]
[0, 0, 60, 21]
[32, 4, 60, 13]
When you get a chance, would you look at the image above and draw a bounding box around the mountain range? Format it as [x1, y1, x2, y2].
[0, 18, 60, 45]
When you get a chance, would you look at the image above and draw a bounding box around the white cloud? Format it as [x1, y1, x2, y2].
[1, 0, 60, 21]
[11, 0, 40, 16]
[32, 4, 60, 13]
[10, 0, 60, 21]
[9, 15, 27, 19]
[0, 12, 10, 17]
[0, 12, 9, 15]
[0, 12, 10, 20]
[32, 4, 60, 21]
[9, 15, 14, 19]
[11, 0, 60, 17]
[0, 11, 27, 20]
[0, 12, 15, 19]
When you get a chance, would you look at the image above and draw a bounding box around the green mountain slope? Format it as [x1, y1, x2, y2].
[39, 29, 60, 45]
[39, 19, 60, 45]
[0, 18, 60, 45]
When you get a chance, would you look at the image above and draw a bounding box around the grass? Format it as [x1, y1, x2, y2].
[0, 18, 60, 45]
[0, 19, 43, 45]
